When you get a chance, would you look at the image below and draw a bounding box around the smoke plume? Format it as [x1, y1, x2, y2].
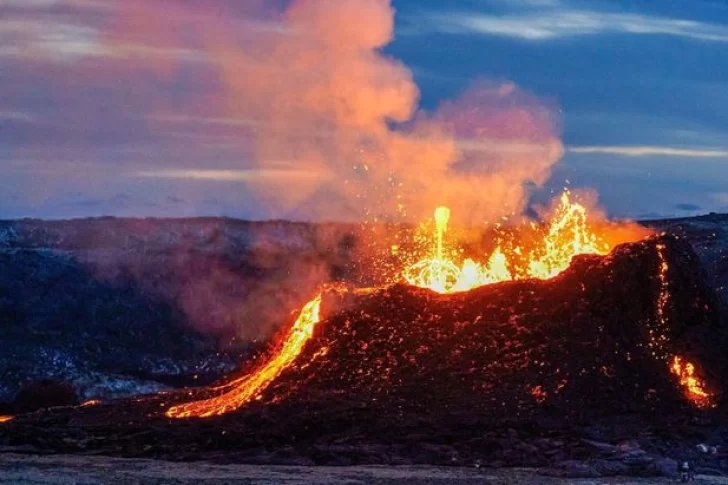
[111, 0, 563, 225]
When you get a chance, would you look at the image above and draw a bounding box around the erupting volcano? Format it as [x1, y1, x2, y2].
[0, 192, 725, 472]
[162, 190, 716, 421]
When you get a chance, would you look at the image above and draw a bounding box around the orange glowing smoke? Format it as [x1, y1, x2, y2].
[671, 356, 713, 408]
[403, 190, 611, 294]
[166, 294, 322, 418]
[0, 415, 13, 424]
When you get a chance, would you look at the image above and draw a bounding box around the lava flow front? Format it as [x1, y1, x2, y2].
[166, 294, 323, 418]
[166, 190, 714, 419]
[672, 356, 712, 408]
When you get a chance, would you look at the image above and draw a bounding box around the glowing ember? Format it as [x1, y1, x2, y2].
[671, 356, 713, 408]
[167, 294, 323, 418]
[0, 415, 13, 424]
[530, 385, 548, 404]
[81, 399, 102, 407]
[650, 243, 671, 359]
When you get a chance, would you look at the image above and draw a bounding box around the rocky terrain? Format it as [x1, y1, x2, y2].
[1, 234, 727, 479]
[0, 214, 726, 407]
[8, 453, 727, 485]
[0, 214, 727, 480]
[0, 218, 365, 406]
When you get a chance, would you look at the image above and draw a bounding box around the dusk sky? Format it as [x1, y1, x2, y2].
[2, 0, 727, 221]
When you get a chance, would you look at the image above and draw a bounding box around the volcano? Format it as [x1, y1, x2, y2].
[1, 234, 726, 472]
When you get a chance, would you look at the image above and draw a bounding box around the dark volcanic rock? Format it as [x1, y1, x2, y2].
[12, 380, 79, 413]
[0, 235, 725, 474]
[238, 235, 723, 419]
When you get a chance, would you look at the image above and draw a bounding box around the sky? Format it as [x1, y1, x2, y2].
[1, 0, 727, 221]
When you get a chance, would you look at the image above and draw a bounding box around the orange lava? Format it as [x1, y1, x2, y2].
[0, 415, 13, 424]
[167, 294, 323, 418]
[671, 356, 713, 408]
[80, 399, 102, 407]
[404, 190, 611, 293]
[526, 190, 610, 280]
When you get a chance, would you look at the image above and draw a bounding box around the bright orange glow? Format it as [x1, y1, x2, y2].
[650, 243, 671, 360]
[167, 294, 322, 418]
[80, 399, 102, 407]
[0, 415, 13, 424]
[671, 356, 713, 408]
[403, 204, 512, 293]
[526, 190, 610, 280]
[530, 385, 548, 404]
[404, 190, 611, 293]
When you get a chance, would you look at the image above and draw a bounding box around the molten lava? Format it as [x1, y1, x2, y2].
[0, 415, 13, 424]
[166, 294, 323, 418]
[403, 205, 512, 293]
[403, 190, 611, 293]
[671, 356, 713, 408]
[526, 190, 610, 279]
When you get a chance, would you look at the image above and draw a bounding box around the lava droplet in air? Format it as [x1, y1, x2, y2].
[166, 294, 323, 418]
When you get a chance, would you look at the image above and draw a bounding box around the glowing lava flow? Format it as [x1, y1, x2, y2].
[671, 356, 712, 408]
[654, 243, 713, 408]
[166, 294, 322, 418]
[0, 415, 13, 424]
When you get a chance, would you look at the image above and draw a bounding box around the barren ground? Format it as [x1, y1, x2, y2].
[0, 454, 724, 484]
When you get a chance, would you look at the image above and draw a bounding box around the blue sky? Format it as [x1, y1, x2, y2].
[1, 0, 727, 221]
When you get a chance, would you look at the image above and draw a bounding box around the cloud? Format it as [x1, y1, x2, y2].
[674, 203, 702, 212]
[0, 111, 34, 122]
[415, 9, 728, 42]
[567, 145, 728, 158]
[0, 0, 113, 9]
[711, 193, 728, 207]
[0, 0, 564, 224]
[134, 169, 328, 183]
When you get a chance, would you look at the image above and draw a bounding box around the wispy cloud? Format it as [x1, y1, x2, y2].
[133, 169, 328, 182]
[0, 0, 114, 10]
[568, 145, 728, 157]
[0, 111, 34, 122]
[416, 8, 728, 42]
[711, 192, 728, 206]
